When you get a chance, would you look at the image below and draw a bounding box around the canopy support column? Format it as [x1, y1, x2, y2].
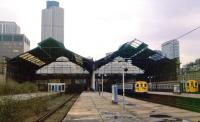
[91, 71, 95, 91]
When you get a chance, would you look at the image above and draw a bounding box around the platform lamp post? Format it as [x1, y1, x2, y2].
[98, 73, 105, 95]
[98, 73, 101, 95]
[101, 74, 106, 95]
[101, 74, 103, 94]
[147, 76, 153, 91]
[119, 58, 130, 112]
[122, 67, 125, 112]
[122, 66, 128, 112]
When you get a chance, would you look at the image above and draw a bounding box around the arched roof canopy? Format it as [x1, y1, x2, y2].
[8, 38, 178, 82]
[95, 39, 165, 70]
[8, 38, 94, 78]
[94, 39, 178, 81]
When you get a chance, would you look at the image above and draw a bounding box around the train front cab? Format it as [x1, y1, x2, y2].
[135, 81, 148, 93]
[184, 80, 198, 93]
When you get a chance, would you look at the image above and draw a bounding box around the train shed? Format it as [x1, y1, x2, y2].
[6, 38, 180, 91]
[94, 39, 180, 81]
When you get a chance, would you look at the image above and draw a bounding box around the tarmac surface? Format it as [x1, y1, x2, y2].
[64, 92, 200, 122]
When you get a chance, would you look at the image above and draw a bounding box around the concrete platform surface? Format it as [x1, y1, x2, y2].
[149, 91, 200, 99]
[63, 92, 200, 122]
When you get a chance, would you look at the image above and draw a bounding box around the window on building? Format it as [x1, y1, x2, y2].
[0, 35, 2, 41]
[14, 35, 23, 41]
[3, 35, 12, 41]
[13, 50, 19, 53]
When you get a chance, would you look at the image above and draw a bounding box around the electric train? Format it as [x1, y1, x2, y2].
[150, 80, 199, 93]
[117, 81, 148, 94]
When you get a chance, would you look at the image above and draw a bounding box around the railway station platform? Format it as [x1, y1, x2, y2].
[63, 92, 200, 122]
[149, 91, 200, 99]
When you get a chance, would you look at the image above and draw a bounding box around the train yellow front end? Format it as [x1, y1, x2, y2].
[135, 81, 148, 93]
[185, 80, 199, 93]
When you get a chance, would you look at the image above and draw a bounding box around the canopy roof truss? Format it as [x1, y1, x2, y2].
[7, 38, 179, 81]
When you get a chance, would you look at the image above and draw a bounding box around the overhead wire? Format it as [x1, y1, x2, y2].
[175, 26, 200, 40]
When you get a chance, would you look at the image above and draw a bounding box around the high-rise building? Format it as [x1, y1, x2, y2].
[0, 21, 30, 61]
[41, 0, 64, 43]
[0, 34, 30, 59]
[161, 39, 180, 59]
[47, 1, 59, 8]
[0, 21, 20, 34]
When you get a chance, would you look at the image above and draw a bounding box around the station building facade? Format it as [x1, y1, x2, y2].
[0, 21, 20, 34]
[162, 39, 180, 59]
[0, 34, 30, 60]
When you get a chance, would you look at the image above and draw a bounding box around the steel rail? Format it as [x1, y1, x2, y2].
[35, 94, 78, 122]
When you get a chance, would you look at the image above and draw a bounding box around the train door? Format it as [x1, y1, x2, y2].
[182, 83, 186, 93]
[62, 84, 65, 92]
[199, 82, 200, 92]
[180, 81, 186, 93]
[132, 83, 135, 92]
[194, 81, 199, 92]
[144, 82, 148, 92]
[186, 81, 190, 93]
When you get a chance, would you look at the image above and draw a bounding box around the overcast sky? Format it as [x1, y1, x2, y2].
[0, 0, 200, 65]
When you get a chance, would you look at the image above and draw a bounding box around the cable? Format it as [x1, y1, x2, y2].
[175, 26, 200, 40]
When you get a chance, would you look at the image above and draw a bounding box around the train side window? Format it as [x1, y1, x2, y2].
[59, 85, 61, 91]
[52, 85, 54, 91]
[191, 82, 193, 86]
[187, 83, 189, 86]
[195, 82, 197, 87]
[144, 84, 147, 87]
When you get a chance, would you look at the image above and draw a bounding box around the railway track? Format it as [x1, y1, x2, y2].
[127, 93, 200, 113]
[35, 94, 79, 122]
